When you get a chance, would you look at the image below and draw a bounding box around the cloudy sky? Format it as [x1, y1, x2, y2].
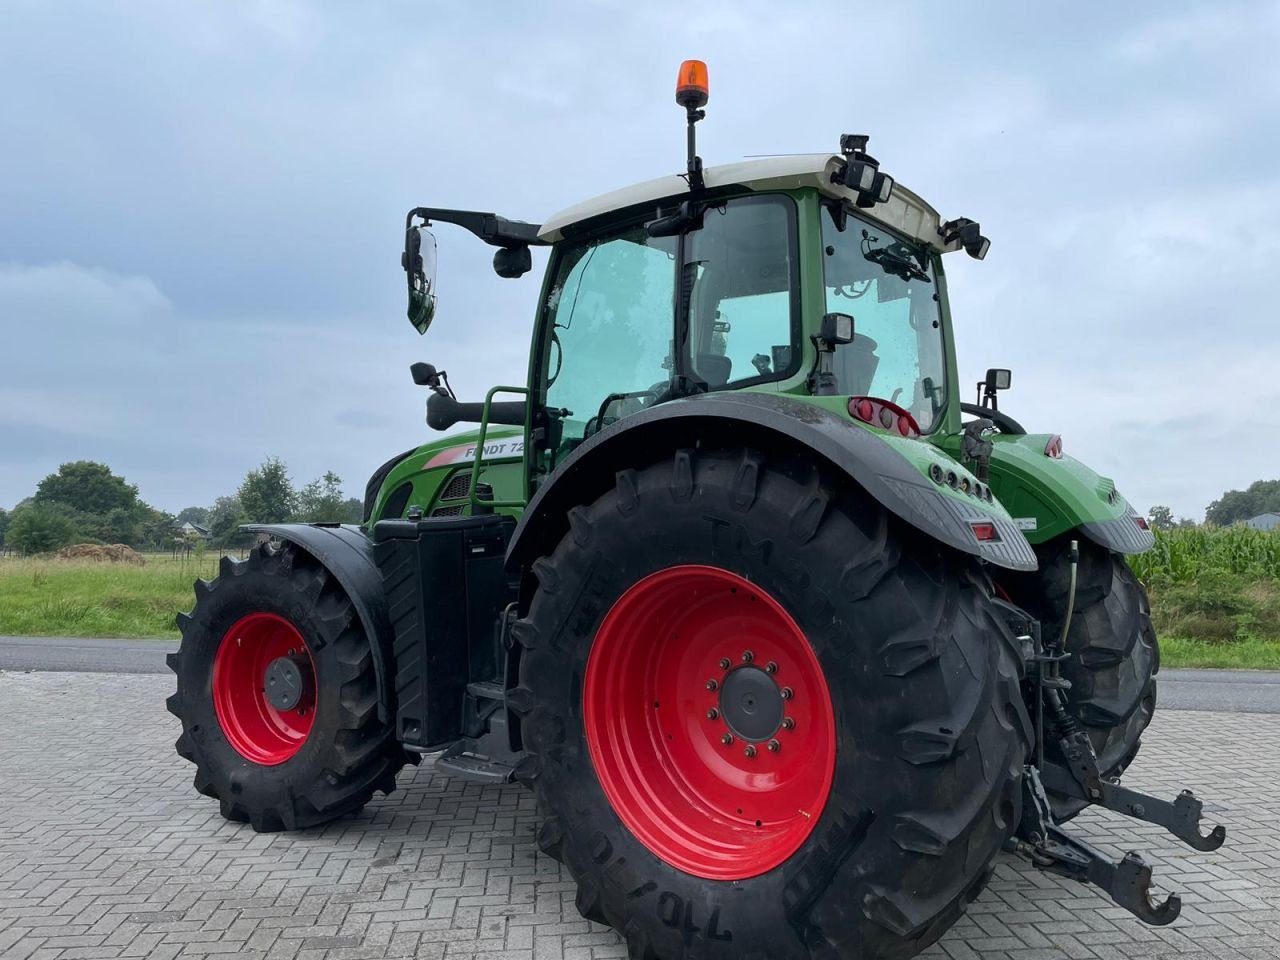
[2, 1, 1277, 520]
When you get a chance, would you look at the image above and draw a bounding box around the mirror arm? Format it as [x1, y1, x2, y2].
[406, 207, 549, 248]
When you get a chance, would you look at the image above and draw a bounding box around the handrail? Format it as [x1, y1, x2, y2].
[470, 385, 531, 509]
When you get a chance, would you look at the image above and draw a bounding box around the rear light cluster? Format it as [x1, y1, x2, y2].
[1134, 516, 1150, 531]
[847, 396, 921, 439]
[969, 521, 1001, 542]
[1044, 434, 1063, 458]
[928, 462, 994, 503]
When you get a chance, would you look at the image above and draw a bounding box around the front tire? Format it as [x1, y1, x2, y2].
[514, 448, 1031, 960]
[167, 543, 408, 831]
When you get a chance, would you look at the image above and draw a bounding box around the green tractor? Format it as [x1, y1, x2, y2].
[168, 61, 1224, 960]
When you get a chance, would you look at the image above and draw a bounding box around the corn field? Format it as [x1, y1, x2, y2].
[1130, 526, 1280, 584]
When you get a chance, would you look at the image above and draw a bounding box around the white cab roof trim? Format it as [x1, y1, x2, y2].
[538, 153, 960, 253]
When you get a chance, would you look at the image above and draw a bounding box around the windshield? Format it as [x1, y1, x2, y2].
[538, 194, 798, 466]
[821, 207, 948, 432]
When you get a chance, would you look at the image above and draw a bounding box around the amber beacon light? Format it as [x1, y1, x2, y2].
[675, 59, 709, 108]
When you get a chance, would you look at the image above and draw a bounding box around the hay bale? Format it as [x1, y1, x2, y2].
[55, 543, 146, 565]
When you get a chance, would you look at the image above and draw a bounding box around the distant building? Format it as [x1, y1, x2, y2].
[179, 520, 212, 540]
[1245, 513, 1280, 532]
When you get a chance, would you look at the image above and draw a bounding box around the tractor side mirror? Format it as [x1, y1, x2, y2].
[403, 225, 438, 334]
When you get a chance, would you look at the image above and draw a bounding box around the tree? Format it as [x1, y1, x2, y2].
[1147, 505, 1175, 531]
[1205, 478, 1280, 526]
[81, 507, 143, 545]
[176, 506, 210, 526]
[140, 507, 178, 549]
[34, 461, 140, 515]
[295, 471, 348, 523]
[339, 497, 363, 524]
[239, 457, 296, 524]
[208, 494, 248, 548]
[0, 506, 8, 549]
[6, 502, 76, 554]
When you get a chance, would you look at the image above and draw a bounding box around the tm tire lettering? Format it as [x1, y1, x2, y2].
[657, 892, 732, 945]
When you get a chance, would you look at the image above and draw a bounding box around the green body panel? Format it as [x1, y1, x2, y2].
[936, 432, 1130, 544]
[366, 427, 525, 525]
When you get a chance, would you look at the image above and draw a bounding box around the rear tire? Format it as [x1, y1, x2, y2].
[167, 542, 409, 831]
[1005, 538, 1158, 820]
[514, 448, 1031, 960]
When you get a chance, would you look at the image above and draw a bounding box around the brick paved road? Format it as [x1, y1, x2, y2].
[1, 671, 1276, 960]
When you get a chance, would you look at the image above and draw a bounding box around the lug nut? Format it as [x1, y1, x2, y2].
[780, 687, 794, 700]
[767, 739, 781, 753]
[719, 658, 731, 670]
[782, 717, 795, 730]
[707, 708, 720, 720]
[765, 661, 778, 674]
[706, 678, 718, 691]
[744, 745, 757, 759]
[742, 650, 754, 663]
[721, 733, 733, 746]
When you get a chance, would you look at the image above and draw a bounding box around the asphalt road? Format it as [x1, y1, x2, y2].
[0, 635, 177, 674]
[2, 635, 1278, 713]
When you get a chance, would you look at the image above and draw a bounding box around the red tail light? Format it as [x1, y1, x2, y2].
[969, 521, 1000, 542]
[847, 396, 920, 439]
[1135, 516, 1150, 531]
[1044, 435, 1063, 458]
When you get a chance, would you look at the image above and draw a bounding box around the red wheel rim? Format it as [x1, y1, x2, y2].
[212, 612, 316, 765]
[584, 565, 836, 880]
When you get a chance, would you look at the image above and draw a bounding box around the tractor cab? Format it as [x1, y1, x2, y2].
[402, 82, 991, 498]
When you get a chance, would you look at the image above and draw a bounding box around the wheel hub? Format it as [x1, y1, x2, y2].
[263, 655, 308, 711]
[718, 665, 784, 742]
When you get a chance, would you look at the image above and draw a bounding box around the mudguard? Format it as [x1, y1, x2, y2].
[507, 392, 1038, 573]
[244, 523, 395, 722]
[977, 434, 1155, 554]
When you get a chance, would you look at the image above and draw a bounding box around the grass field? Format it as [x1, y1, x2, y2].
[1134, 527, 1280, 666]
[2, 529, 1278, 669]
[0, 553, 223, 640]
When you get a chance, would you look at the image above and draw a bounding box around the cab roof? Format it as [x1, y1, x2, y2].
[538, 153, 960, 254]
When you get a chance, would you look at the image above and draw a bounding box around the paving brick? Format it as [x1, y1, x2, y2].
[2, 672, 1278, 959]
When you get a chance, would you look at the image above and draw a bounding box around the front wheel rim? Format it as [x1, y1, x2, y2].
[583, 565, 836, 880]
[212, 612, 316, 765]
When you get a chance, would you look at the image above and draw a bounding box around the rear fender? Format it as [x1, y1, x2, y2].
[507, 392, 1037, 576]
[981, 434, 1155, 554]
[244, 523, 395, 723]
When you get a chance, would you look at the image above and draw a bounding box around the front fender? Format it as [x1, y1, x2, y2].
[980, 434, 1155, 554]
[244, 523, 395, 722]
[507, 392, 1037, 573]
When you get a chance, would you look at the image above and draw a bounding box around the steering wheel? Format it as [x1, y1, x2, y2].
[960, 402, 1026, 435]
[587, 386, 665, 438]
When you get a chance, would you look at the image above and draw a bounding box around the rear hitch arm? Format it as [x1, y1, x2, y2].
[1009, 769, 1184, 925]
[1039, 761, 1227, 852]
[1009, 829, 1182, 926]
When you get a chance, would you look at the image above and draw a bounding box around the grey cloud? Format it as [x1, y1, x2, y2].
[1, 1, 1277, 520]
